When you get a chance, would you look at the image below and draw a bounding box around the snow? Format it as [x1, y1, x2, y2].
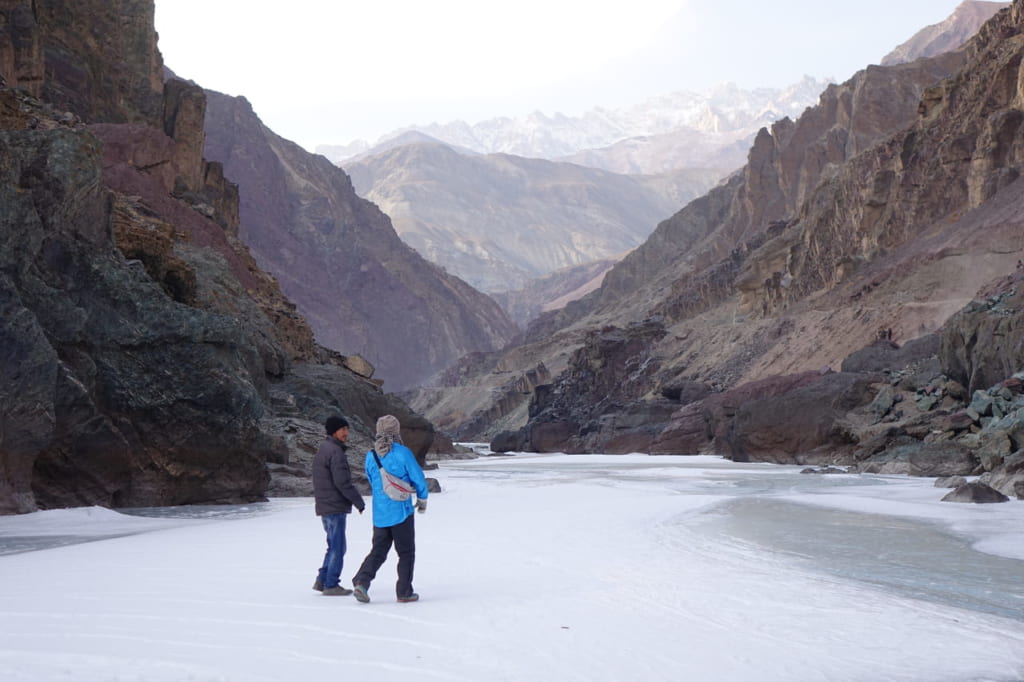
[1, 453, 1022, 682]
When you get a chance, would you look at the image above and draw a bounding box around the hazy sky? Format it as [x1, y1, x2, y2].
[155, 0, 973, 151]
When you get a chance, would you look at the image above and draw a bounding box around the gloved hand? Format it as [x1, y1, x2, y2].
[416, 498, 427, 514]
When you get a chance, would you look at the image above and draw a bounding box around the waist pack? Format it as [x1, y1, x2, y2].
[371, 450, 414, 501]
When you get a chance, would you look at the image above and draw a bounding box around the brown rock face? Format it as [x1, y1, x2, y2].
[0, 1, 438, 514]
[479, 2, 1024, 463]
[451, 39, 976, 448]
[201, 91, 519, 392]
[0, 0, 163, 125]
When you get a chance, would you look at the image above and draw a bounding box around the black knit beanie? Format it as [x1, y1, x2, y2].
[324, 415, 349, 435]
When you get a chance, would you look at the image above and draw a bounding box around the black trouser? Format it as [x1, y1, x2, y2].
[354, 514, 416, 598]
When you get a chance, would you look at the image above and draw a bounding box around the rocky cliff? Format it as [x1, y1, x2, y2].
[408, 2, 1024, 504]
[485, 2, 1024, 499]
[882, 1, 1008, 66]
[201, 94, 519, 391]
[0, 0, 437, 514]
[410, 36, 972, 442]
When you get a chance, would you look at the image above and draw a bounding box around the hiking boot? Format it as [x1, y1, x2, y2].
[322, 586, 353, 596]
[353, 584, 370, 603]
[397, 593, 420, 603]
[312, 580, 324, 592]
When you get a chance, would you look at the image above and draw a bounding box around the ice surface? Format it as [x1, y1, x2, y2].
[0, 453, 1021, 682]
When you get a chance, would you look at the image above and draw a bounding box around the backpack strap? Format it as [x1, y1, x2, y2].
[371, 449, 384, 469]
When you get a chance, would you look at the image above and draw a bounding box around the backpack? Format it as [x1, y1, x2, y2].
[371, 450, 414, 501]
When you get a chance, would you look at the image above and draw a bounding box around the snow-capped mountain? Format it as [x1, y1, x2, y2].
[317, 76, 830, 166]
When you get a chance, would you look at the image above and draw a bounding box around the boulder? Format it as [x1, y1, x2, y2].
[869, 385, 897, 420]
[343, 354, 375, 379]
[841, 334, 940, 375]
[979, 451, 1024, 499]
[650, 401, 715, 455]
[723, 372, 877, 464]
[528, 420, 584, 454]
[977, 430, 1013, 471]
[660, 380, 713, 405]
[801, 466, 848, 474]
[490, 428, 528, 454]
[941, 482, 1009, 503]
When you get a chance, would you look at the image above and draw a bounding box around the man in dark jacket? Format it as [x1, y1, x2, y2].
[312, 415, 365, 596]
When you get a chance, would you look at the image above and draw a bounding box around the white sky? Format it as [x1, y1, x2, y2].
[155, 0, 972, 151]
[1, 454, 1023, 680]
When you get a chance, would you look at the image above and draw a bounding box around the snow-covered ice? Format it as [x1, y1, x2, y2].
[0, 453, 1022, 682]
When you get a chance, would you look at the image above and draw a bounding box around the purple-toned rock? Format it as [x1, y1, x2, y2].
[946, 410, 977, 431]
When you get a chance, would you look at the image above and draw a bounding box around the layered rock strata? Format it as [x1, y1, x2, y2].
[0, 0, 438, 513]
[485, 3, 1024, 495]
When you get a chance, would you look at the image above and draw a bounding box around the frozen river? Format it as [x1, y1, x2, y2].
[443, 453, 1024, 623]
[0, 452, 1022, 681]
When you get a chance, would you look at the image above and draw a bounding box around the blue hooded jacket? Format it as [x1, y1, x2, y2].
[364, 443, 429, 528]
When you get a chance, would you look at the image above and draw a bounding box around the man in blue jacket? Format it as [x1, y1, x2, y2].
[312, 415, 365, 596]
[352, 414, 429, 603]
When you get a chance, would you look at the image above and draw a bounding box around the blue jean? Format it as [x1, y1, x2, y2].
[316, 513, 348, 589]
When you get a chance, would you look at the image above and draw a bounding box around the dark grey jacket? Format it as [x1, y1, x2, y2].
[312, 437, 365, 516]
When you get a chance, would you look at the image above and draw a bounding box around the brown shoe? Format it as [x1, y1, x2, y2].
[322, 586, 353, 596]
[397, 593, 419, 603]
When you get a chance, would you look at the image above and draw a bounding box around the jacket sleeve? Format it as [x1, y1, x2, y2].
[402, 446, 429, 499]
[330, 451, 365, 512]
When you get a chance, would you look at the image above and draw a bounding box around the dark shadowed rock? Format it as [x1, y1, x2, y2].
[528, 421, 584, 454]
[0, 125, 271, 512]
[941, 278, 1024, 394]
[855, 442, 978, 476]
[801, 466, 849, 474]
[650, 400, 715, 455]
[941, 481, 1010, 503]
[491, 429, 528, 454]
[269, 363, 434, 466]
[841, 334, 943, 392]
[724, 372, 877, 464]
[0, 1, 441, 514]
[660, 380, 713, 404]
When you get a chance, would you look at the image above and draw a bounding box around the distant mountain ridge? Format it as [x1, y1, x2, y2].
[317, 76, 830, 172]
[344, 142, 724, 294]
